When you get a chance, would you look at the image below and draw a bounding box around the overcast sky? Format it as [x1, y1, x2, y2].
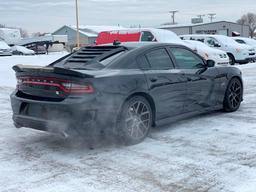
[1, 0, 256, 33]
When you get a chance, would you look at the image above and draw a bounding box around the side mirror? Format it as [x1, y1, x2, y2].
[206, 60, 215, 67]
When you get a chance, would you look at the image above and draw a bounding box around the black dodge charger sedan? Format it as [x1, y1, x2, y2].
[10, 42, 243, 145]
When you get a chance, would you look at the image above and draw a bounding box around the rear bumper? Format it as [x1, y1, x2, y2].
[10, 91, 119, 136]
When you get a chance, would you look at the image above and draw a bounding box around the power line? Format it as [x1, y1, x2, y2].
[169, 10, 179, 25]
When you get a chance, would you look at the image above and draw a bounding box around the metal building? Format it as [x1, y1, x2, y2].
[52, 25, 125, 50]
[159, 21, 250, 37]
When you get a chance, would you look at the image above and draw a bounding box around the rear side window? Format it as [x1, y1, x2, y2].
[235, 39, 246, 44]
[145, 48, 174, 70]
[169, 47, 204, 69]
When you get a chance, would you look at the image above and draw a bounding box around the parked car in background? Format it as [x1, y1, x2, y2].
[233, 37, 256, 50]
[96, 28, 196, 50]
[11, 45, 35, 55]
[11, 42, 243, 145]
[0, 40, 12, 56]
[180, 34, 256, 65]
[183, 40, 229, 65]
[26, 45, 47, 54]
[48, 43, 66, 52]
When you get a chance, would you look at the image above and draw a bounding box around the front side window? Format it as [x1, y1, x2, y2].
[169, 47, 205, 69]
[145, 48, 174, 70]
[206, 37, 220, 47]
[141, 31, 155, 42]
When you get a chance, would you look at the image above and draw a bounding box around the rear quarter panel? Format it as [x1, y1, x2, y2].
[215, 66, 243, 103]
[92, 69, 149, 115]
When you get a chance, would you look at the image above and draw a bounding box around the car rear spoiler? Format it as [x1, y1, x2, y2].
[12, 65, 94, 78]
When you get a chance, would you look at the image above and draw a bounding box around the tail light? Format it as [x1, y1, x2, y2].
[17, 76, 94, 94]
[61, 82, 94, 93]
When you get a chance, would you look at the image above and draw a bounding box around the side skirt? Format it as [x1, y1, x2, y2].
[155, 105, 223, 127]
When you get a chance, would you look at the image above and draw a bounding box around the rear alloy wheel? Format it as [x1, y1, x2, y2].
[118, 96, 152, 145]
[223, 78, 242, 112]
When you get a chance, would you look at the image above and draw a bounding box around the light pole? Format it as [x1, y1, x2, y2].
[75, 0, 80, 48]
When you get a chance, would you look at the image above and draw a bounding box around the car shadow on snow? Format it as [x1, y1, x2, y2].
[16, 109, 231, 153]
[18, 129, 125, 153]
[150, 110, 226, 133]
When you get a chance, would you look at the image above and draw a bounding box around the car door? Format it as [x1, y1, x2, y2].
[168, 47, 219, 112]
[138, 47, 187, 120]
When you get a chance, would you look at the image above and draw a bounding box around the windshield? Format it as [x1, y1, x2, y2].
[100, 51, 125, 66]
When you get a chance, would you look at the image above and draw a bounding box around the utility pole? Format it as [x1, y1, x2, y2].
[169, 10, 178, 25]
[208, 13, 216, 23]
[75, 0, 80, 48]
[197, 14, 205, 19]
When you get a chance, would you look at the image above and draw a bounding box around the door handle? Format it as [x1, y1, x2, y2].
[150, 77, 158, 82]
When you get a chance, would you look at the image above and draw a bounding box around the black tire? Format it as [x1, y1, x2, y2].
[227, 53, 235, 65]
[117, 96, 152, 145]
[223, 78, 242, 112]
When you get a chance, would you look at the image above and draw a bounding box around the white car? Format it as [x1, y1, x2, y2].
[11, 45, 35, 55]
[183, 40, 229, 65]
[233, 37, 256, 49]
[180, 34, 256, 65]
[96, 28, 197, 51]
[233, 37, 256, 62]
[0, 40, 12, 56]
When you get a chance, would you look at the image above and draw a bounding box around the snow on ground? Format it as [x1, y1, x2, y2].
[0, 52, 68, 87]
[0, 54, 256, 192]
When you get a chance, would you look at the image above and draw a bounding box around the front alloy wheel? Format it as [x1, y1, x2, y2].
[223, 78, 242, 112]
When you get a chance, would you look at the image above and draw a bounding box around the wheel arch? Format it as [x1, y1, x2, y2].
[229, 75, 244, 97]
[227, 52, 235, 58]
[227, 52, 235, 65]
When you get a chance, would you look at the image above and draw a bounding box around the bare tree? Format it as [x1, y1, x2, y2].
[237, 13, 256, 37]
[20, 28, 29, 38]
[0, 24, 5, 28]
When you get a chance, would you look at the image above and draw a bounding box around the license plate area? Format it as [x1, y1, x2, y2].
[19, 102, 71, 121]
[20, 102, 48, 119]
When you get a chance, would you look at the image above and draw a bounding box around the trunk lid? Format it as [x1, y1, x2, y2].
[13, 65, 95, 101]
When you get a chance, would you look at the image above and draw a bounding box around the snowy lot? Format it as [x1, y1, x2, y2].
[0, 54, 256, 192]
